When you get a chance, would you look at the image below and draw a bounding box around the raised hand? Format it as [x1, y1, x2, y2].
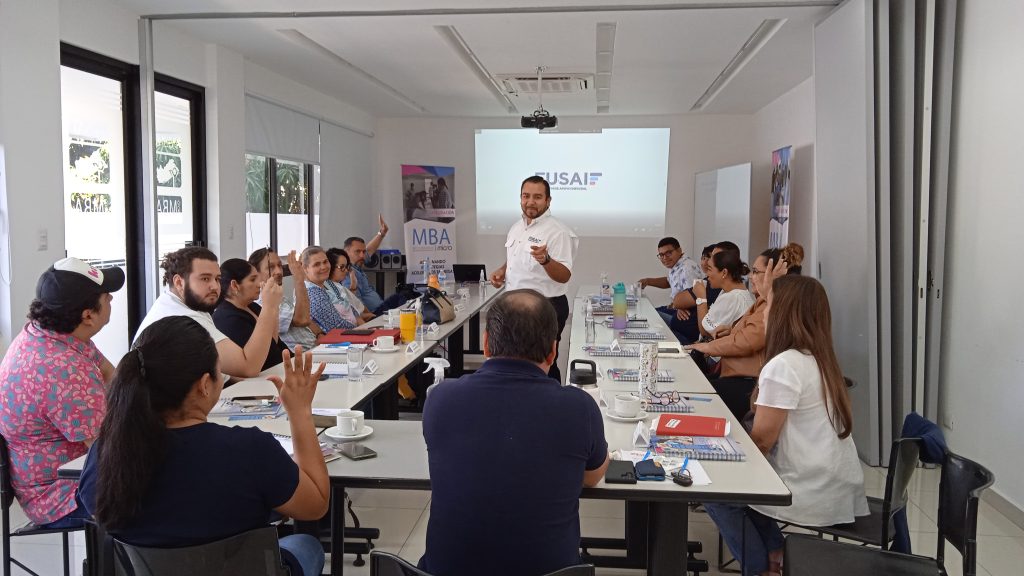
[261, 278, 284, 310]
[286, 250, 305, 281]
[378, 214, 389, 237]
[267, 346, 326, 415]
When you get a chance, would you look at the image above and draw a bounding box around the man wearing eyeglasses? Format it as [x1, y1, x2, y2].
[638, 237, 705, 343]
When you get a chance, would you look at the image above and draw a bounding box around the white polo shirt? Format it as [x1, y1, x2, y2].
[134, 289, 229, 345]
[504, 211, 579, 298]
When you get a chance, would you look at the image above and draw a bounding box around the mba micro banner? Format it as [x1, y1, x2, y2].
[401, 165, 457, 283]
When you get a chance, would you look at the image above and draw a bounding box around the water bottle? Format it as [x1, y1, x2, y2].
[585, 300, 596, 344]
[612, 282, 628, 329]
[422, 257, 431, 284]
[479, 268, 487, 298]
[437, 269, 448, 292]
[600, 272, 610, 297]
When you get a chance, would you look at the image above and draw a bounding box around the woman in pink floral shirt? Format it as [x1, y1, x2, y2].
[0, 258, 121, 528]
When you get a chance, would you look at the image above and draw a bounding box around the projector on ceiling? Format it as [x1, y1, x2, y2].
[521, 109, 558, 130]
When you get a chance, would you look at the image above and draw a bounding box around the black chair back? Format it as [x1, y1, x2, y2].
[369, 551, 596, 576]
[0, 434, 15, 512]
[937, 450, 994, 576]
[114, 526, 291, 576]
[879, 437, 921, 547]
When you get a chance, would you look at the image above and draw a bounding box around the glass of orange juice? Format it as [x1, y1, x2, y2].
[400, 309, 418, 343]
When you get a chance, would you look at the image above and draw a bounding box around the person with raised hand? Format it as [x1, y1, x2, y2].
[249, 248, 320, 351]
[214, 258, 291, 371]
[79, 317, 329, 576]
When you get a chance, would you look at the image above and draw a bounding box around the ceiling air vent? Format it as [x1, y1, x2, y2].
[497, 73, 592, 95]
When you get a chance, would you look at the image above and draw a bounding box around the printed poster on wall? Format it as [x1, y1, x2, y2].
[402, 164, 457, 283]
[769, 146, 792, 248]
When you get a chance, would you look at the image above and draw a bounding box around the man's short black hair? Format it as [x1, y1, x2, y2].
[247, 247, 272, 271]
[161, 246, 218, 286]
[658, 237, 680, 250]
[485, 289, 557, 363]
[27, 294, 102, 334]
[344, 236, 365, 248]
[520, 175, 551, 198]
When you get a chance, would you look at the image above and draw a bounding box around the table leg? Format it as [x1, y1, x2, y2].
[467, 311, 483, 354]
[331, 485, 347, 576]
[447, 326, 465, 377]
[647, 501, 689, 575]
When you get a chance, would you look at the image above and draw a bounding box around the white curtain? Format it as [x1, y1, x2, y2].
[319, 121, 373, 250]
[244, 95, 320, 164]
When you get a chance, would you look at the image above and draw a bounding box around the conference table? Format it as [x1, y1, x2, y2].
[60, 283, 790, 576]
[567, 285, 716, 394]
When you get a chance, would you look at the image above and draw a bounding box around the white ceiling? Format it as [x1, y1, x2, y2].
[111, 0, 837, 118]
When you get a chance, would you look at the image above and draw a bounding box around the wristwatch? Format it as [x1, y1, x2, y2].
[695, 298, 708, 306]
[541, 253, 552, 265]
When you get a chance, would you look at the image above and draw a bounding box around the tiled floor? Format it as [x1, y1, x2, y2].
[3, 462, 1021, 575]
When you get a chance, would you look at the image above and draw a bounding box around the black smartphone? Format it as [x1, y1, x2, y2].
[338, 443, 378, 461]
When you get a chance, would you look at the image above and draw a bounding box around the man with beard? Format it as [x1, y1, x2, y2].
[489, 176, 577, 382]
[135, 246, 282, 378]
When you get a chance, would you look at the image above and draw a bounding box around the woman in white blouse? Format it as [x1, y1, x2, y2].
[704, 266, 868, 576]
[693, 249, 755, 340]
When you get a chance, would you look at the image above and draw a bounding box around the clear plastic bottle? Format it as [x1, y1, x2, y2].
[437, 269, 448, 291]
[600, 272, 610, 297]
[479, 268, 487, 298]
[585, 300, 596, 344]
[422, 257, 431, 284]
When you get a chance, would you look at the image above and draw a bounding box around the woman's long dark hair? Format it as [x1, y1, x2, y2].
[325, 247, 350, 272]
[94, 316, 219, 529]
[765, 276, 853, 439]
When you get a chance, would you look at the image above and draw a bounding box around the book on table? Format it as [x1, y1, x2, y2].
[650, 435, 747, 461]
[319, 327, 401, 345]
[653, 413, 730, 436]
[210, 396, 283, 418]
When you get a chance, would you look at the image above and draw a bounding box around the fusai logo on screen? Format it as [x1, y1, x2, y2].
[535, 171, 602, 191]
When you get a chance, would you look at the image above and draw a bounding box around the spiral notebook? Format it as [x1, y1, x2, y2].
[618, 330, 666, 340]
[650, 436, 747, 461]
[603, 318, 650, 328]
[583, 344, 640, 357]
[607, 368, 675, 382]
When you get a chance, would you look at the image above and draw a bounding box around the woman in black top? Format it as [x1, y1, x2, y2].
[213, 258, 290, 371]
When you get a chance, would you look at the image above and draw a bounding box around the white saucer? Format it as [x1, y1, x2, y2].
[372, 346, 400, 354]
[324, 425, 374, 442]
[605, 410, 648, 423]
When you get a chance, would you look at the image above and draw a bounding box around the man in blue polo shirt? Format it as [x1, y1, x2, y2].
[340, 216, 411, 315]
[420, 289, 610, 576]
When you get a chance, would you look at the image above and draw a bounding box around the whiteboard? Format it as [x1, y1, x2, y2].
[693, 163, 751, 259]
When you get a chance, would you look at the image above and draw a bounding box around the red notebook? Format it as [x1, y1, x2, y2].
[319, 328, 401, 345]
[654, 414, 730, 437]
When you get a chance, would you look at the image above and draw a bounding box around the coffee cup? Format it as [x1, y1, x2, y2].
[372, 335, 396, 350]
[613, 394, 642, 418]
[336, 409, 365, 436]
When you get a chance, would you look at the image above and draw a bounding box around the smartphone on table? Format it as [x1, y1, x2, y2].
[338, 443, 377, 461]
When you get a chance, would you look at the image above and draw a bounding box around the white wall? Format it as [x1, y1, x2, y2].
[0, 1, 65, 355]
[941, 0, 1024, 511]
[750, 76, 816, 271]
[0, 0, 377, 352]
[373, 114, 755, 309]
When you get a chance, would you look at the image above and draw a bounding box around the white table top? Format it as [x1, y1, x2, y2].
[360, 284, 503, 342]
[567, 288, 716, 395]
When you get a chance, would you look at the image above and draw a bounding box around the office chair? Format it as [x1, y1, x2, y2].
[783, 449, 995, 576]
[369, 550, 595, 576]
[113, 526, 291, 576]
[1, 435, 83, 576]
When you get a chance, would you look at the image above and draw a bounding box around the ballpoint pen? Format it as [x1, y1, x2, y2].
[682, 396, 713, 402]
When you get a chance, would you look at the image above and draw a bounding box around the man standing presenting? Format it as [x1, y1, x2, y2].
[490, 176, 577, 382]
[638, 237, 705, 343]
[419, 289, 609, 576]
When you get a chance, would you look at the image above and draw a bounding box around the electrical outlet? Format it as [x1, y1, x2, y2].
[37, 228, 48, 251]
